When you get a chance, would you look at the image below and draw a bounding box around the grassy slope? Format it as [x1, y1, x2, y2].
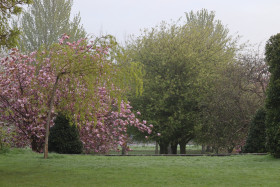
[0, 149, 280, 187]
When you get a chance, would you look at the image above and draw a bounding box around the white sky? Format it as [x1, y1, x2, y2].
[72, 0, 280, 51]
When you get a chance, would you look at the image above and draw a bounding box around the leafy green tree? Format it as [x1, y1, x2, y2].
[16, 0, 86, 52]
[265, 33, 280, 158]
[195, 61, 263, 153]
[49, 113, 83, 154]
[126, 9, 238, 154]
[243, 108, 266, 153]
[0, 0, 32, 48]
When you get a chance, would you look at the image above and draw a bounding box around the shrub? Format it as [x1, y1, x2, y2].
[48, 114, 83, 154]
[243, 108, 266, 153]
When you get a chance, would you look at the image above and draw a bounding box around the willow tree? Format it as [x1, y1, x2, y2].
[16, 0, 86, 52]
[126, 9, 239, 154]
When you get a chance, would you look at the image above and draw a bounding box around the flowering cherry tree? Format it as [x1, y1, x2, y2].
[0, 35, 151, 157]
[0, 50, 55, 152]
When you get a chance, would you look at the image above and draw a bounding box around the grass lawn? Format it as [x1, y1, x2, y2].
[1, 149, 280, 187]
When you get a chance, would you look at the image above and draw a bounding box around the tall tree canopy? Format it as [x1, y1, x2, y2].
[16, 0, 86, 52]
[0, 0, 32, 48]
[265, 33, 280, 158]
[126, 9, 239, 154]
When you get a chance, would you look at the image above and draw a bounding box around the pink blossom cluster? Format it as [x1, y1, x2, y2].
[78, 87, 152, 153]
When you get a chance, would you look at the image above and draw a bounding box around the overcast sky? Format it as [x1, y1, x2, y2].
[72, 0, 280, 51]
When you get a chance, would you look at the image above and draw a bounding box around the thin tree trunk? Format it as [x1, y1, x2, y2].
[179, 142, 187, 154]
[155, 141, 159, 155]
[167, 144, 172, 154]
[121, 142, 127, 155]
[206, 145, 212, 152]
[171, 142, 178, 154]
[159, 143, 168, 154]
[44, 76, 60, 159]
[201, 144, 206, 154]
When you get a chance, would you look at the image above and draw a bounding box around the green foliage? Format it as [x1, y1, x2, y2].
[48, 113, 83, 154]
[126, 9, 239, 151]
[0, 0, 32, 48]
[16, 0, 86, 52]
[243, 108, 267, 153]
[265, 33, 280, 158]
[195, 61, 263, 153]
[106, 42, 144, 97]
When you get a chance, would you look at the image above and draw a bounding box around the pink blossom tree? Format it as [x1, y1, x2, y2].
[0, 35, 151, 158]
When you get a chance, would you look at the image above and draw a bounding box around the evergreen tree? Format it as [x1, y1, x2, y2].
[265, 33, 280, 158]
[16, 0, 86, 52]
[49, 113, 83, 154]
[243, 108, 266, 153]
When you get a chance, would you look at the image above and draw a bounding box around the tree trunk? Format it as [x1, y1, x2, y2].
[159, 143, 168, 154]
[155, 141, 159, 155]
[206, 145, 212, 152]
[167, 144, 172, 154]
[171, 142, 178, 154]
[121, 147, 127, 155]
[179, 142, 187, 154]
[201, 144, 206, 154]
[44, 76, 60, 159]
[121, 142, 128, 155]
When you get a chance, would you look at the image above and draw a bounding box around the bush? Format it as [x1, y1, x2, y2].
[48, 114, 83, 154]
[243, 108, 266, 153]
